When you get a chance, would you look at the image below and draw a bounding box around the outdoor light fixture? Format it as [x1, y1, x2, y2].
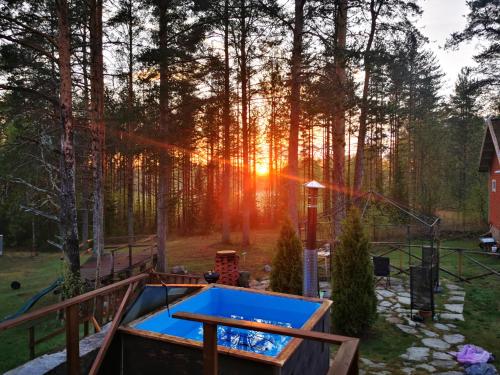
[303, 180, 325, 298]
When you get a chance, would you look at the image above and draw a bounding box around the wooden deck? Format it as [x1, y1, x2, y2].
[81, 244, 157, 283]
[0, 272, 360, 375]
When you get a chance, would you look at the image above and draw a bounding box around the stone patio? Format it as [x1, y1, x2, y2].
[362, 279, 467, 374]
[251, 275, 470, 374]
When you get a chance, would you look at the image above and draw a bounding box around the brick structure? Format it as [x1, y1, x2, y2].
[215, 250, 239, 286]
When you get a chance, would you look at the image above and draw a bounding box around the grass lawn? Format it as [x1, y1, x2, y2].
[166, 229, 279, 279]
[0, 232, 498, 373]
[0, 252, 70, 372]
[0, 229, 280, 372]
[364, 238, 500, 371]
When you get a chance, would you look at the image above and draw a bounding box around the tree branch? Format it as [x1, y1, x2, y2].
[20, 205, 60, 222]
[0, 84, 59, 105]
[1, 13, 58, 47]
[0, 34, 58, 63]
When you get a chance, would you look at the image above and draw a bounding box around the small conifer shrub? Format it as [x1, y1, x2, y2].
[270, 219, 303, 295]
[331, 207, 377, 336]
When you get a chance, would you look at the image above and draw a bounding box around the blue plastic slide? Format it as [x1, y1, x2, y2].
[1, 278, 62, 322]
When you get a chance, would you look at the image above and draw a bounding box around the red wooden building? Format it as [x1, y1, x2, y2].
[479, 118, 500, 242]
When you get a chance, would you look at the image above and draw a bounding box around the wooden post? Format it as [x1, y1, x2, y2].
[89, 283, 137, 375]
[83, 319, 89, 337]
[128, 244, 132, 268]
[29, 326, 35, 359]
[65, 304, 80, 375]
[110, 251, 115, 279]
[348, 345, 359, 375]
[203, 322, 218, 375]
[95, 295, 103, 325]
[458, 249, 463, 278]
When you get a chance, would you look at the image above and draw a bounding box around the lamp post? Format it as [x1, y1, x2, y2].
[303, 180, 325, 297]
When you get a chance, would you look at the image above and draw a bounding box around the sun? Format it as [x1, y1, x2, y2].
[256, 163, 269, 176]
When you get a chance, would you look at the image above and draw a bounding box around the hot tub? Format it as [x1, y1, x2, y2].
[115, 284, 332, 375]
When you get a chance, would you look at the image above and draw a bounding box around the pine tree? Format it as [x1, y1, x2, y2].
[331, 207, 376, 336]
[270, 219, 303, 295]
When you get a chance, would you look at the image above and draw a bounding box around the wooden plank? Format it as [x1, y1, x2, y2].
[173, 312, 352, 345]
[210, 282, 328, 304]
[203, 323, 218, 375]
[458, 249, 463, 278]
[83, 320, 89, 337]
[65, 304, 80, 375]
[145, 283, 207, 288]
[0, 273, 148, 332]
[95, 295, 104, 325]
[33, 316, 92, 348]
[89, 282, 137, 375]
[81, 245, 156, 282]
[328, 339, 359, 375]
[150, 271, 202, 284]
[173, 311, 359, 375]
[34, 326, 65, 345]
[119, 325, 284, 366]
[29, 326, 35, 359]
[91, 316, 101, 333]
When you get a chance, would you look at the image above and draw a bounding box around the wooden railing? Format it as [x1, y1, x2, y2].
[0, 271, 205, 373]
[1, 272, 360, 375]
[148, 271, 204, 285]
[173, 312, 360, 375]
[109, 243, 157, 279]
[82, 235, 158, 284]
[107, 235, 157, 276]
[0, 273, 150, 374]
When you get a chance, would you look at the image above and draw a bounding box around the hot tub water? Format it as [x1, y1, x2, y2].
[133, 287, 320, 357]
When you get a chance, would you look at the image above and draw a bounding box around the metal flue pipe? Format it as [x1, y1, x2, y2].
[303, 180, 325, 298]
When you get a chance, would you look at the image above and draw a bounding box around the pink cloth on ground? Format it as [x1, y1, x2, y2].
[454, 345, 492, 365]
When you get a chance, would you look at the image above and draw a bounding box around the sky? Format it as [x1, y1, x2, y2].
[417, 0, 477, 97]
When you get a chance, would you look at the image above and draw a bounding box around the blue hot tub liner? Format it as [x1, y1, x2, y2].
[132, 285, 321, 357]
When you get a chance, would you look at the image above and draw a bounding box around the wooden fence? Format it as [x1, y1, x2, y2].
[80, 235, 158, 284]
[0, 272, 200, 373]
[0, 272, 360, 375]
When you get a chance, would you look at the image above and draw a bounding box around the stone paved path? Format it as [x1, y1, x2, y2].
[359, 278, 467, 374]
[253, 276, 469, 374]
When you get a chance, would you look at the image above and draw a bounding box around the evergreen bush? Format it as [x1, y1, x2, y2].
[331, 207, 377, 336]
[61, 265, 85, 299]
[270, 219, 303, 295]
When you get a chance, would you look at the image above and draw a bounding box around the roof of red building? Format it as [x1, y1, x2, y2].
[479, 118, 500, 172]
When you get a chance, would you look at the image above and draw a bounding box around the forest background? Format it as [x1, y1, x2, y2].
[0, 0, 498, 269]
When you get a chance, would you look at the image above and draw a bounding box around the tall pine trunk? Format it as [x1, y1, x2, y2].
[221, 0, 231, 243]
[353, 0, 382, 193]
[157, 0, 170, 272]
[323, 119, 330, 214]
[240, 0, 250, 246]
[56, 0, 80, 276]
[332, 0, 348, 240]
[89, 0, 105, 286]
[126, 0, 135, 246]
[288, 0, 306, 230]
[81, 12, 90, 251]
